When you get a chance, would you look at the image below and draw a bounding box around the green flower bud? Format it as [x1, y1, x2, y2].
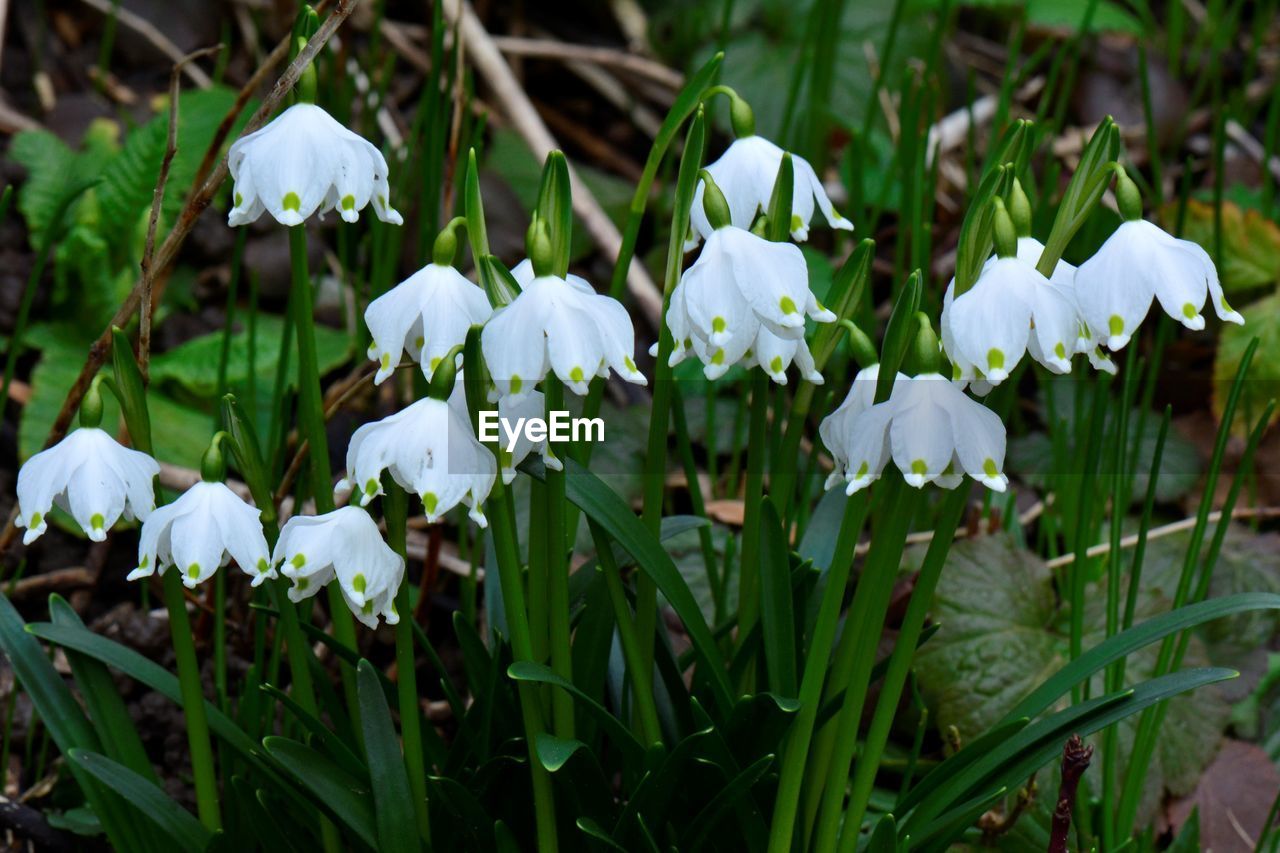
[1009, 178, 1032, 238]
[433, 217, 467, 266]
[527, 216, 554, 278]
[1114, 166, 1143, 221]
[699, 170, 732, 231]
[427, 344, 465, 401]
[200, 432, 229, 482]
[908, 312, 942, 376]
[840, 320, 879, 369]
[79, 376, 105, 429]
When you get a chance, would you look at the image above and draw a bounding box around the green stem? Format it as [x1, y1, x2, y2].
[841, 487, 968, 843]
[588, 520, 663, 747]
[543, 377, 575, 739]
[162, 571, 221, 831]
[287, 225, 359, 715]
[766, 492, 869, 853]
[811, 479, 918, 853]
[488, 476, 559, 852]
[734, 370, 771, 682]
[384, 484, 431, 842]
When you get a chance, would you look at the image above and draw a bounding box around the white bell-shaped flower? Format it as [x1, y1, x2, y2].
[337, 396, 496, 527]
[688, 136, 852, 247]
[1075, 218, 1242, 350]
[275, 506, 404, 629]
[480, 257, 646, 400]
[16, 427, 159, 545]
[364, 263, 491, 384]
[819, 363, 901, 492]
[661, 208, 835, 381]
[129, 481, 273, 589]
[823, 373, 1008, 494]
[442, 375, 559, 485]
[1075, 171, 1242, 351]
[227, 103, 403, 227]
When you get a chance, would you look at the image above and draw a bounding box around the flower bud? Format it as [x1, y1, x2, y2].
[200, 432, 229, 482]
[80, 376, 105, 429]
[1114, 167, 1143, 222]
[992, 198, 1018, 259]
[1009, 178, 1032, 238]
[908, 312, 942, 376]
[699, 170, 732, 231]
[427, 344, 464, 401]
[527, 216, 554, 277]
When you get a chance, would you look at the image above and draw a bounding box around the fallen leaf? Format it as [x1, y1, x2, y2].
[1166, 740, 1280, 852]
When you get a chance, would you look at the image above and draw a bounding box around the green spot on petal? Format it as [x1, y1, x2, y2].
[380, 353, 391, 369]
[1222, 296, 1234, 312]
[423, 492, 439, 514]
[779, 296, 798, 315]
[769, 356, 784, 373]
[414, 336, 425, 350]
[90, 512, 104, 531]
[429, 357, 440, 371]
[234, 192, 243, 207]
[257, 558, 270, 574]
[790, 214, 802, 232]
[983, 458, 1000, 478]
[952, 363, 962, 380]
[362, 601, 374, 615]
[139, 554, 148, 568]
[910, 459, 928, 476]
[296, 578, 309, 590]
[855, 461, 869, 478]
[187, 563, 201, 580]
[30, 512, 41, 528]
[624, 356, 637, 372]
[711, 349, 725, 366]
[510, 375, 523, 394]
[282, 191, 301, 211]
[1182, 302, 1198, 319]
[1109, 314, 1125, 337]
[987, 348, 1005, 371]
[1054, 342, 1067, 359]
[291, 553, 306, 568]
[353, 573, 367, 594]
[712, 316, 727, 334]
[341, 194, 356, 211]
[365, 478, 378, 496]
[570, 366, 585, 382]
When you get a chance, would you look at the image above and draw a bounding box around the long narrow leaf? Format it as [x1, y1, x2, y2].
[69, 749, 211, 853]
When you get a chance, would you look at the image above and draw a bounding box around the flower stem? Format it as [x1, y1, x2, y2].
[487, 476, 559, 852]
[383, 481, 431, 842]
[287, 225, 359, 714]
[543, 376, 575, 739]
[766, 491, 869, 853]
[161, 570, 221, 831]
[734, 369, 770, 684]
[588, 520, 663, 746]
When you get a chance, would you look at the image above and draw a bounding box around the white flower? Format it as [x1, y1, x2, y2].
[1075, 219, 1243, 351]
[129, 481, 272, 589]
[447, 380, 561, 484]
[275, 507, 404, 629]
[819, 364, 899, 491]
[942, 243, 1080, 385]
[687, 136, 852, 246]
[480, 263, 646, 400]
[364, 263, 492, 384]
[337, 396, 496, 527]
[820, 373, 1008, 494]
[660, 225, 834, 380]
[16, 428, 159, 546]
[227, 103, 403, 227]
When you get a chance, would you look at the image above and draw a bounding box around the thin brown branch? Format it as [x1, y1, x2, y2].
[1047, 735, 1093, 853]
[77, 0, 214, 88]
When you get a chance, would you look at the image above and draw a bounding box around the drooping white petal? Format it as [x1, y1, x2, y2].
[888, 377, 957, 488]
[130, 481, 269, 588]
[937, 377, 1009, 491]
[946, 257, 1034, 383]
[16, 428, 159, 545]
[227, 104, 401, 227]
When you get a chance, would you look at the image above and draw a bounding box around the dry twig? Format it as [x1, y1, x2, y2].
[77, 0, 214, 88]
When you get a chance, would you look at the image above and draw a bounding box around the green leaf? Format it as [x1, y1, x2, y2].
[1213, 290, 1280, 434]
[356, 660, 417, 853]
[110, 327, 152, 455]
[685, 753, 774, 851]
[867, 813, 899, 853]
[533, 733, 585, 772]
[68, 749, 211, 853]
[759, 497, 797, 698]
[260, 684, 366, 781]
[531, 457, 734, 715]
[507, 660, 645, 766]
[263, 737, 377, 848]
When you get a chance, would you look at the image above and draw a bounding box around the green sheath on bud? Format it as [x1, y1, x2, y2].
[839, 320, 879, 369]
[427, 344, 465, 401]
[1114, 166, 1143, 221]
[699, 170, 732, 231]
[80, 375, 105, 429]
[992, 198, 1018, 259]
[200, 432, 230, 482]
[433, 217, 467, 266]
[1009, 178, 1032, 238]
[295, 37, 317, 104]
[703, 85, 756, 138]
[527, 216, 554, 278]
[908, 312, 943, 376]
